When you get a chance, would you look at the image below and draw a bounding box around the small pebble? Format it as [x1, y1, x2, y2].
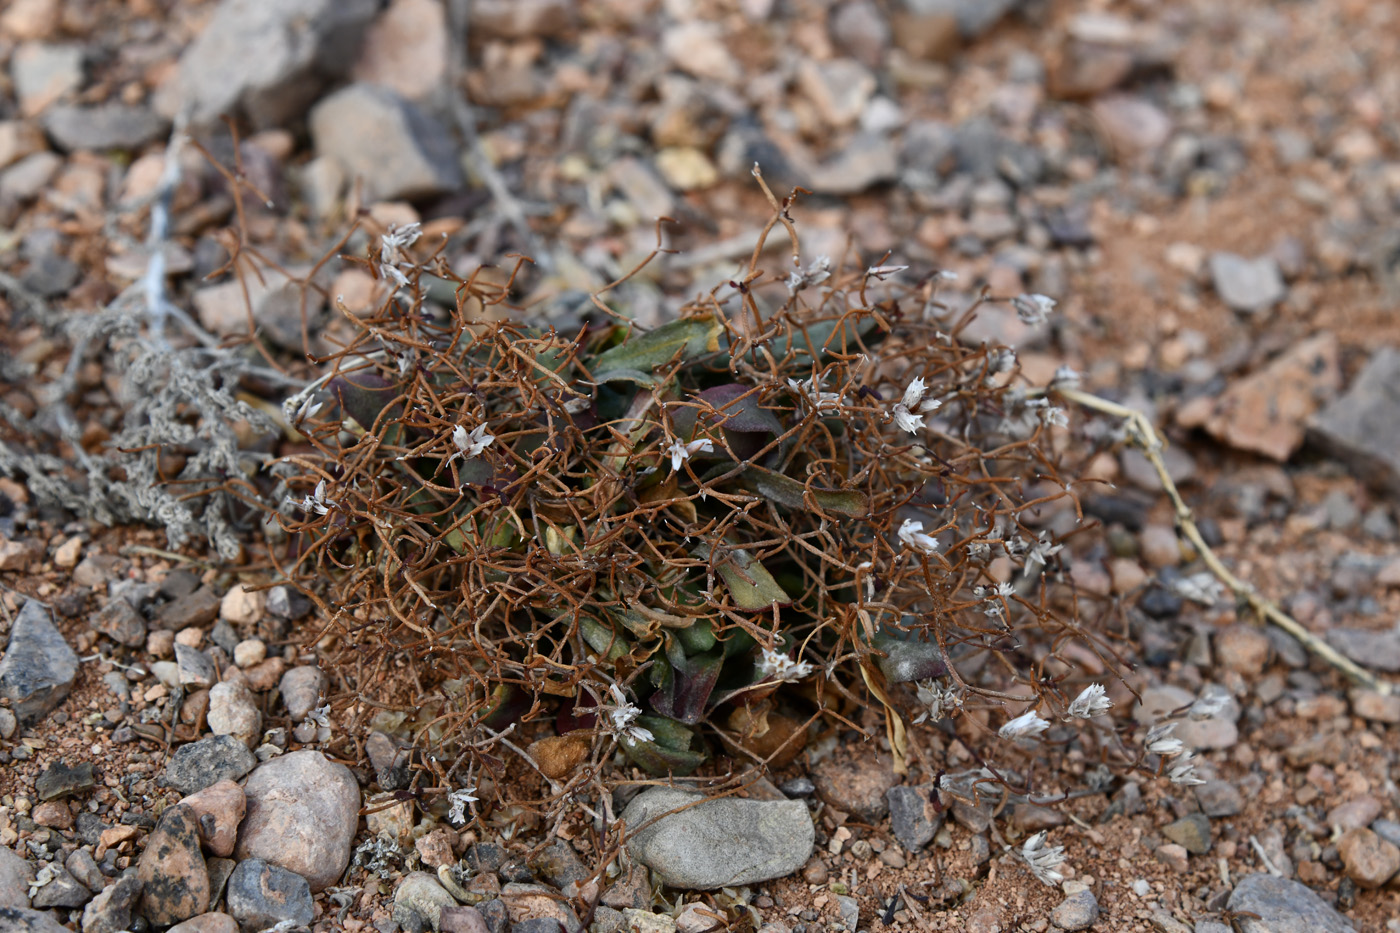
[233, 639, 267, 668]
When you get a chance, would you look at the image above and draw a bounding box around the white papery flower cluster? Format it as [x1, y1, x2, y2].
[897, 518, 941, 555]
[378, 222, 423, 291]
[447, 786, 478, 825]
[787, 375, 845, 412]
[666, 437, 714, 472]
[891, 376, 942, 434]
[786, 255, 831, 294]
[758, 646, 816, 683]
[452, 423, 495, 460]
[293, 478, 335, 516]
[1012, 293, 1056, 325]
[1171, 572, 1228, 606]
[597, 684, 654, 747]
[912, 680, 963, 724]
[1020, 832, 1068, 885]
[1065, 684, 1112, 719]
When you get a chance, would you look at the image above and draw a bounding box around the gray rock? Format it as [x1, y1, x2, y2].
[836, 894, 859, 930]
[0, 151, 61, 201]
[886, 785, 941, 851]
[0, 907, 71, 933]
[621, 787, 814, 890]
[35, 761, 94, 800]
[0, 846, 36, 909]
[1373, 819, 1400, 849]
[0, 599, 79, 727]
[1194, 780, 1244, 818]
[156, 587, 221, 630]
[813, 753, 897, 822]
[92, 598, 146, 648]
[527, 842, 587, 891]
[475, 898, 510, 933]
[161, 735, 258, 796]
[1326, 627, 1400, 673]
[235, 750, 360, 892]
[1209, 252, 1286, 313]
[1162, 813, 1212, 855]
[470, 0, 575, 38]
[10, 42, 83, 115]
[903, 0, 1022, 38]
[42, 103, 167, 151]
[161, 0, 378, 128]
[65, 849, 103, 893]
[29, 862, 91, 909]
[1311, 348, 1400, 497]
[20, 251, 79, 297]
[278, 665, 327, 722]
[498, 883, 582, 933]
[393, 872, 459, 932]
[1051, 889, 1099, 931]
[0, 708, 15, 740]
[225, 858, 314, 931]
[175, 643, 217, 689]
[805, 133, 898, 195]
[81, 874, 144, 933]
[1226, 873, 1355, 933]
[264, 586, 311, 621]
[310, 83, 461, 202]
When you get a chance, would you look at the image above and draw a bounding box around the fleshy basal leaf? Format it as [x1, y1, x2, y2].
[594, 314, 723, 374]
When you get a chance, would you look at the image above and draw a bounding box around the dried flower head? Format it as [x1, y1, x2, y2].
[1066, 683, 1112, 719]
[913, 679, 963, 724]
[898, 518, 941, 555]
[666, 437, 714, 472]
[999, 709, 1050, 740]
[1020, 831, 1067, 886]
[758, 646, 816, 683]
[891, 376, 942, 433]
[451, 423, 495, 460]
[447, 786, 478, 825]
[1188, 687, 1231, 720]
[1168, 751, 1206, 786]
[1012, 293, 1056, 325]
[596, 684, 654, 747]
[1145, 722, 1184, 757]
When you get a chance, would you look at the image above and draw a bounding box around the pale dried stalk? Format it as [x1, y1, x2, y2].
[1059, 387, 1394, 696]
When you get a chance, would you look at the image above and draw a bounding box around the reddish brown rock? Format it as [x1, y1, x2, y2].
[180, 780, 246, 858]
[1337, 828, 1400, 889]
[137, 803, 211, 926]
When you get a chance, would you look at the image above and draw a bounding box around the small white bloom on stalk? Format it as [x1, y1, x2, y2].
[379, 223, 423, 292]
[1025, 531, 1064, 572]
[787, 376, 846, 412]
[786, 255, 832, 295]
[665, 437, 713, 472]
[913, 680, 962, 724]
[452, 423, 495, 460]
[1168, 751, 1206, 786]
[1041, 406, 1069, 429]
[600, 683, 654, 747]
[988, 347, 1017, 374]
[1012, 293, 1056, 325]
[891, 376, 943, 434]
[1051, 365, 1081, 390]
[447, 787, 478, 826]
[296, 479, 335, 516]
[1066, 684, 1112, 719]
[1020, 832, 1068, 886]
[759, 646, 816, 683]
[866, 264, 909, 280]
[1188, 687, 1231, 720]
[999, 709, 1050, 740]
[935, 270, 959, 283]
[1145, 722, 1184, 757]
[898, 519, 941, 555]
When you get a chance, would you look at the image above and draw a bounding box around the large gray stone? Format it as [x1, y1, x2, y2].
[1227, 873, 1354, 933]
[42, 103, 167, 151]
[162, 734, 258, 796]
[226, 858, 314, 932]
[1312, 348, 1400, 497]
[159, 0, 378, 129]
[0, 846, 36, 909]
[621, 788, 814, 890]
[1210, 252, 1286, 313]
[310, 83, 462, 201]
[0, 906, 71, 933]
[0, 599, 78, 727]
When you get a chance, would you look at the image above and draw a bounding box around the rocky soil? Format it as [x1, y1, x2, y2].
[4, 0, 1400, 932]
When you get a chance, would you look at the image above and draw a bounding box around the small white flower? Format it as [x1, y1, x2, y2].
[988, 347, 1017, 374]
[999, 710, 1050, 740]
[452, 423, 495, 459]
[296, 478, 335, 516]
[1012, 293, 1056, 325]
[1051, 365, 1081, 389]
[898, 518, 941, 555]
[1020, 832, 1067, 886]
[787, 256, 832, 295]
[935, 270, 959, 283]
[381, 223, 423, 252]
[1171, 572, 1227, 606]
[447, 786, 478, 825]
[601, 683, 654, 747]
[1066, 684, 1112, 719]
[305, 705, 332, 729]
[1041, 407, 1069, 428]
[758, 646, 816, 683]
[866, 264, 909, 280]
[1189, 688, 1231, 720]
[891, 376, 942, 434]
[913, 680, 962, 724]
[666, 437, 714, 472]
[1025, 531, 1063, 571]
[1168, 751, 1206, 786]
[1145, 722, 1184, 757]
[787, 376, 845, 412]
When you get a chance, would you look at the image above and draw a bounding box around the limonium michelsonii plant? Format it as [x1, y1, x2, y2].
[999, 709, 1050, 740]
[1065, 684, 1112, 720]
[1020, 831, 1067, 886]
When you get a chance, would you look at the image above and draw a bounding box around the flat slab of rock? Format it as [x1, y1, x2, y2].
[137, 803, 210, 926]
[1312, 347, 1400, 497]
[1210, 251, 1286, 313]
[309, 83, 462, 201]
[226, 858, 314, 931]
[621, 787, 814, 890]
[1227, 873, 1354, 933]
[0, 599, 79, 727]
[162, 735, 258, 796]
[234, 750, 360, 892]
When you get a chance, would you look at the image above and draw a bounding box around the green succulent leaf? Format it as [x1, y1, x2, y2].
[580, 616, 630, 661]
[744, 466, 868, 517]
[594, 315, 723, 374]
[762, 312, 883, 363]
[649, 638, 724, 725]
[620, 715, 707, 775]
[694, 542, 792, 610]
